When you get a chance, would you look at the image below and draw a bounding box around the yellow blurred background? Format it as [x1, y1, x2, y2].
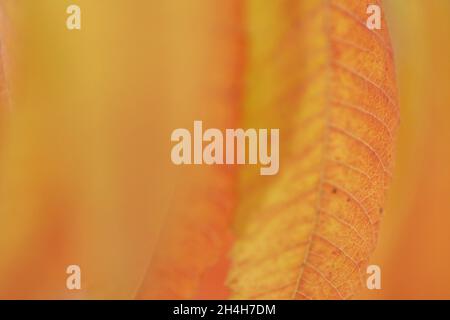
[0, 0, 242, 299]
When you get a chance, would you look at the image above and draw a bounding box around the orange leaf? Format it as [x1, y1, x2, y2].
[227, 0, 399, 299]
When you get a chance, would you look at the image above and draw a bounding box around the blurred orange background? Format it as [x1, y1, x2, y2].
[359, 0, 450, 299]
[0, 0, 449, 300]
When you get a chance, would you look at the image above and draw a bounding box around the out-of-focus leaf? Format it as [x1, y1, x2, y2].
[135, 0, 243, 299]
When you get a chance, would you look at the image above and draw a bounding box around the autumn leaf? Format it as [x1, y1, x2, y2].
[227, 0, 399, 299]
